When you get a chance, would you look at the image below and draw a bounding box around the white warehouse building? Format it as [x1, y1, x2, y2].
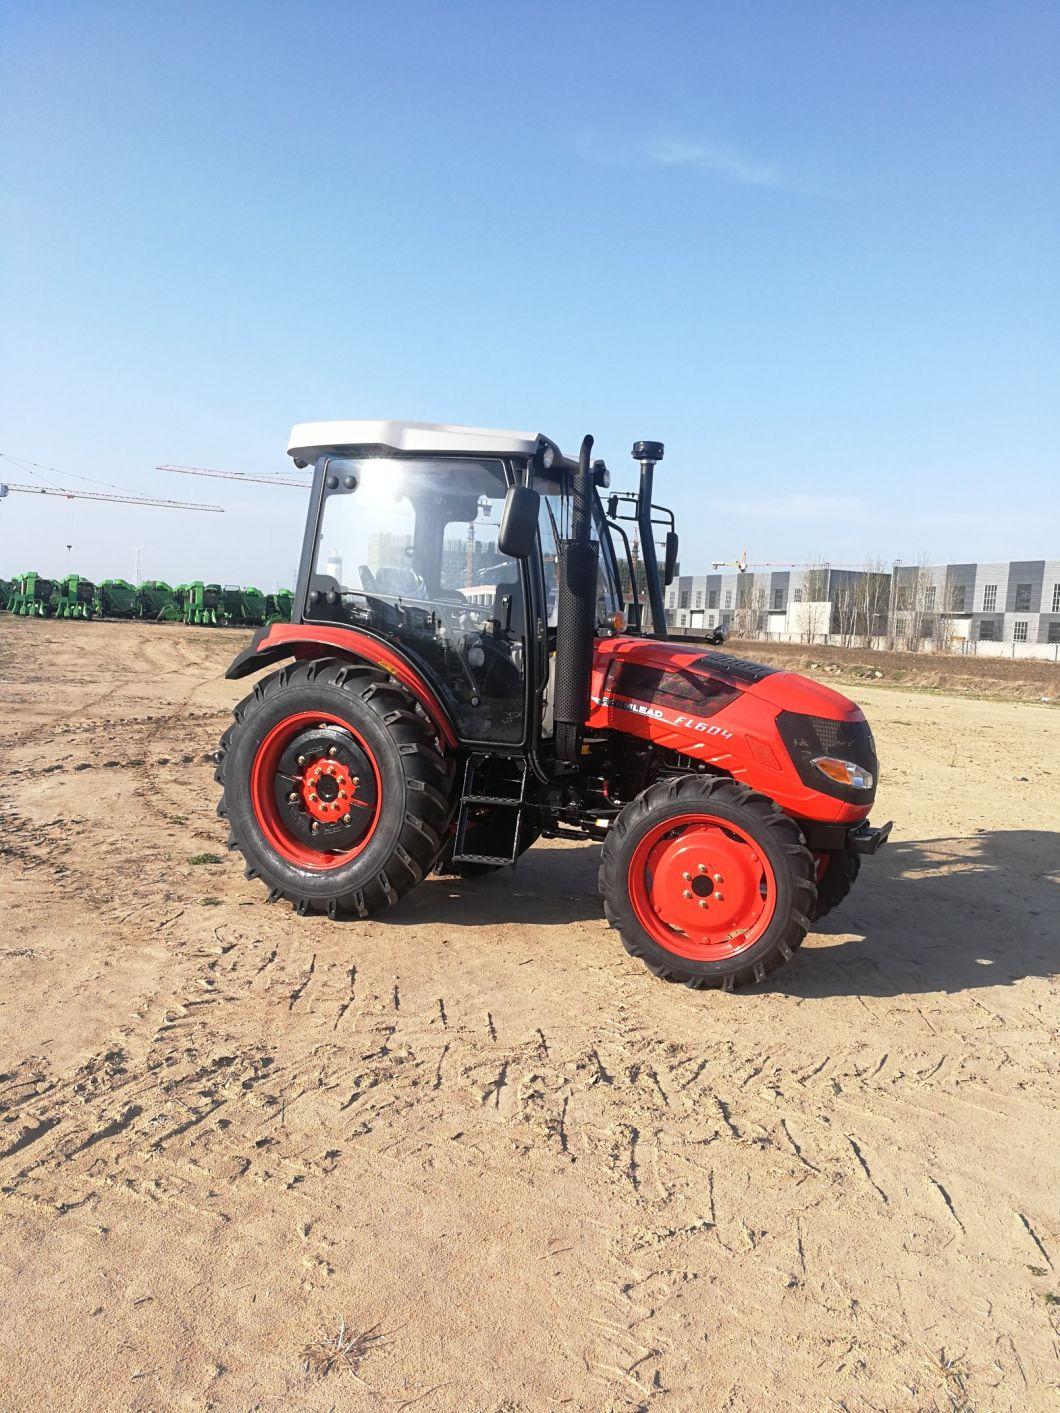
[663, 560, 1060, 654]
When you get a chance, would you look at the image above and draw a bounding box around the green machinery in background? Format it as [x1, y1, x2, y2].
[221, 583, 268, 626]
[3, 574, 294, 625]
[53, 574, 96, 619]
[178, 580, 223, 626]
[7, 572, 55, 616]
[265, 589, 294, 623]
[137, 580, 180, 621]
[94, 578, 138, 618]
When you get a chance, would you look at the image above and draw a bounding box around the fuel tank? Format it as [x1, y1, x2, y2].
[586, 636, 877, 826]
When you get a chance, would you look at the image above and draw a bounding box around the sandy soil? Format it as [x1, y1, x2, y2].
[688, 635, 1060, 704]
[1, 618, 1058, 1412]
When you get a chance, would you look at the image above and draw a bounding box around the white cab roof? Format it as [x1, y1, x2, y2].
[287, 420, 557, 465]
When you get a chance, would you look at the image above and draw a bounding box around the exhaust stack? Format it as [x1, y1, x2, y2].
[633, 441, 667, 639]
[552, 435, 599, 763]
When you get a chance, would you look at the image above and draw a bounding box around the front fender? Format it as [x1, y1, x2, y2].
[225, 622, 459, 749]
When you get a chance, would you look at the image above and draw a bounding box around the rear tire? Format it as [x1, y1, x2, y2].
[599, 775, 816, 990]
[216, 659, 453, 917]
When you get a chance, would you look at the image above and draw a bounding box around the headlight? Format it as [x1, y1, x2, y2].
[811, 756, 874, 791]
[541, 444, 555, 470]
[775, 710, 878, 803]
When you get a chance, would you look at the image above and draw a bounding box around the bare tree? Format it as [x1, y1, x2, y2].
[930, 566, 958, 653]
[858, 558, 891, 647]
[798, 559, 830, 644]
[893, 554, 934, 652]
[832, 573, 859, 647]
[732, 576, 767, 639]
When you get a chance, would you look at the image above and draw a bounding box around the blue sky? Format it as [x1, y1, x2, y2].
[2, 1, 1058, 587]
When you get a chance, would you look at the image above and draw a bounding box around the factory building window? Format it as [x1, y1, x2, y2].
[724, 590, 732, 608]
[707, 590, 718, 609]
[1015, 583, 1033, 612]
[950, 585, 966, 612]
[680, 591, 689, 609]
[1052, 583, 1060, 613]
[924, 586, 936, 609]
[773, 588, 783, 610]
[1049, 621, 1060, 644]
[1013, 620, 1028, 643]
[982, 584, 997, 612]
[793, 588, 803, 603]
[695, 591, 702, 608]
[978, 620, 998, 641]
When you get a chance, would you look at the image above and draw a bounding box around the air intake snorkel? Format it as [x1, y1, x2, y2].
[633, 440, 668, 639]
[552, 434, 599, 764]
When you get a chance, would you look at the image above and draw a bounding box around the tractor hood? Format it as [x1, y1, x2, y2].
[591, 637, 864, 722]
[587, 636, 875, 823]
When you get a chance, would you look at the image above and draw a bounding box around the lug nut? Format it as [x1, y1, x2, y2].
[682, 871, 691, 881]
[309, 792, 318, 802]
[714, 892, 724, 901]
[682, 889, 692, 899]
[342, 813, 351, 824]
[698, 864, 707, 874]
[713, 873, 723, 882]
[698, 900, 708, 909]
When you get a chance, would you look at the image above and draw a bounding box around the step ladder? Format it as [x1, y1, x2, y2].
[452, 754, 532, 867]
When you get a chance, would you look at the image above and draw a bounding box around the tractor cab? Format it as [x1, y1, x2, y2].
[286, 422, 652, 750]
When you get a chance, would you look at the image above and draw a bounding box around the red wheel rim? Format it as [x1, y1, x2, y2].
[628, 811, 778, 960]
[249, 711, 382, 870]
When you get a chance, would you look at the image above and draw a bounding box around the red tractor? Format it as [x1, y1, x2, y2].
[217, 423, 890, 989]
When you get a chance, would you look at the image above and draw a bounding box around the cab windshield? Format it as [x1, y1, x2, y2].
[308, 455, 526, 742]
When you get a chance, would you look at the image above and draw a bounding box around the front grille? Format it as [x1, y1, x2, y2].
[776, 711, 878, 804]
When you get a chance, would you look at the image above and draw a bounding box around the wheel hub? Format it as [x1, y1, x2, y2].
[628, 813, 778, 960]
[302, 756, 358, 822]
[273, 723, 377, 853]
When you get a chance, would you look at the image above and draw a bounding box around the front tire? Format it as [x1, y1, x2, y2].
[812, 848, 861, 920]
[599, 776, 816, 990]
[216, 659, 453, 917]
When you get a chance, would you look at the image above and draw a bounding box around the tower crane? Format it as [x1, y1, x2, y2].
[157, 463, 310, 489]
[0, 451, 223, 512]
[711, 549, 859, 572]
[0, 482, 222, 512]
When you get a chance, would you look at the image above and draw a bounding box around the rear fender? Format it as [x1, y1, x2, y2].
[225, 623, 459, 749]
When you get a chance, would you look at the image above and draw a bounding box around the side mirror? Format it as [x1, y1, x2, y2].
[663, 531, 679, 586]
[498, 485, 540, 559]
[607, 493, 619, 520]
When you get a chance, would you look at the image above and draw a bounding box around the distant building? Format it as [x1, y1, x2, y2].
[664, 566, 889, 641]
[662, 559, 1060, 653]
[890, 560, 1060, 646]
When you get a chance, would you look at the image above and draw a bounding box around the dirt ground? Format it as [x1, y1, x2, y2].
[685, 635, 1060, 704]
[1, 619, 1058, 1412]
